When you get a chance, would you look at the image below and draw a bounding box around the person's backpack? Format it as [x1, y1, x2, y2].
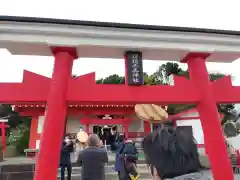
[118, 143, 125, 154]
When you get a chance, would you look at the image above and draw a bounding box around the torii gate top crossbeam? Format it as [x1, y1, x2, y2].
[1, 16, 240, 62]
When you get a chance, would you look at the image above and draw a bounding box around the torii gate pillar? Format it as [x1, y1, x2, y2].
[34, 47, 77, 180]
[182, 53, 233, 180]
[0, 120, 8, 152]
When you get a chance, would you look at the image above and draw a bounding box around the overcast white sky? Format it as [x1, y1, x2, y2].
[1, 0, 240, 85]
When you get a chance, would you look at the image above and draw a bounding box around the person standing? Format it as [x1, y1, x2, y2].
[119, 140, 139, 180]
[76, 134, 108, 180]
[76, 128, 88, 150]
[114, 135, 125, 179]
[60, 135, 73, 180]
[110, 126, 119, 151]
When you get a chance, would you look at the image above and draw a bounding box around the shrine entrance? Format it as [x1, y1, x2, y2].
[92, 125, 117, 146]
[81, 115, 133, 138]
[92, 125, 102, 135]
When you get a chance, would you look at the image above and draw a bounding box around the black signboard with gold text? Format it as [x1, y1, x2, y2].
[125, 51, 144, 85]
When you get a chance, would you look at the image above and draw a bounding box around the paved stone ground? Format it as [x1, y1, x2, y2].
[0, 153, 117, 165]
[1, 152, 240, 180]
[66, 171, 240, 180]
[0, 148, 207, 166]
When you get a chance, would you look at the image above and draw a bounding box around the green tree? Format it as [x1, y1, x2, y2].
[96, 73, 163, 85]
[153, 62, 183, 84]
[0, 104, 31, 135]
[154, 62, 235, 117]
[0, 105, 21, 129]
[89, 64, 235, 119]
[154, 62, 228, 82]
[143, 73, 164, 85]
[15, 129, 30, 155]
[96, 74, 125, 84]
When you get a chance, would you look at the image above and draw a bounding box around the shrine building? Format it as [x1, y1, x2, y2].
[13, 100, 213, 152]
[10, 71, 222, 152]
[13, 102, 153, 149]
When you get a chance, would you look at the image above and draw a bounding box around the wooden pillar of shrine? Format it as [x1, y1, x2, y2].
[182, 53, 233, 180]
[29, 116, 40, 149]
[34, 47, 77, 180]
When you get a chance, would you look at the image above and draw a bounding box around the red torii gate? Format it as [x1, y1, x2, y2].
[0, 119, 8, 152]
[3, 15, 240, 180]
[0, 49, 239, 180]
[0, 48, 237, 180]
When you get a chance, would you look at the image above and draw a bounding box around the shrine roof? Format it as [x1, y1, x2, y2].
[0, 16, 240, 62]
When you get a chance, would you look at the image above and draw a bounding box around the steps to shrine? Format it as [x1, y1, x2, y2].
[1, 152, 230, 180]
[0, 152, 147, 180]
[57, 164, 151, 180]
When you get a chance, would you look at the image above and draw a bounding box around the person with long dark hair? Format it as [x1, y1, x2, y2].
[142, 125, 213, 180]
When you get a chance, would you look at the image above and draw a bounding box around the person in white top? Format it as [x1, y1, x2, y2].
[75, 128, 88, 160]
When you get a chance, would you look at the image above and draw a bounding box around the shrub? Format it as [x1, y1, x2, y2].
[15, 129, 30, 155]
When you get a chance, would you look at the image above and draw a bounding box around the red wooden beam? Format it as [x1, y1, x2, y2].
[212, 76, 240, 103]
[0, 70, 200, 104]
[0, 71, 50, 103]
[68, 74, 199, 104]
[69, 107, 134, 115]
[68, 84, 199, 104]
[80, 118, 132, 124]
[16, 107, 134, 116]
[15, 107, 45, 116]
